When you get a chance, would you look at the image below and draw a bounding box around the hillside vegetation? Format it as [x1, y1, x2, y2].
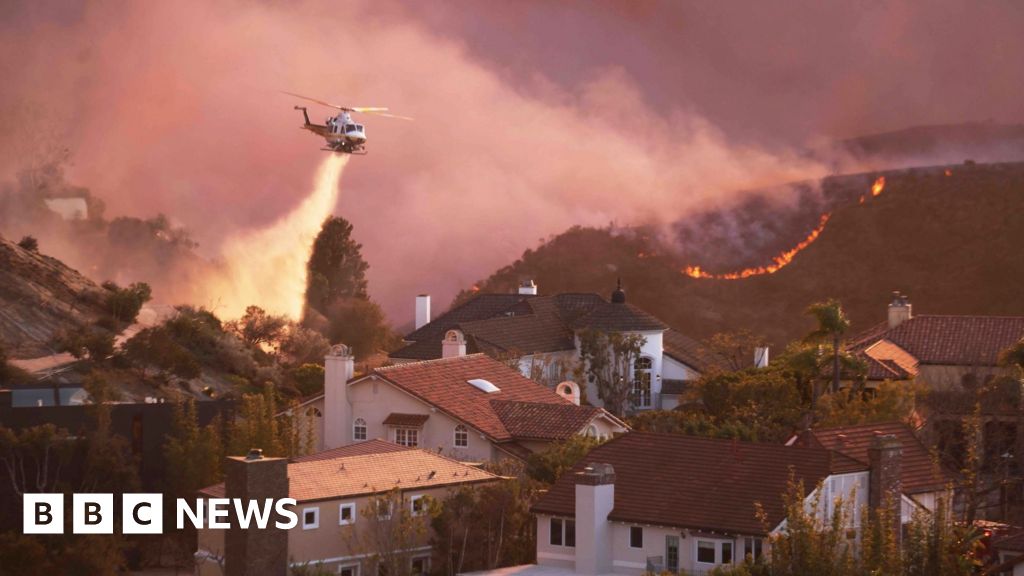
[461, 162, 1024, 347]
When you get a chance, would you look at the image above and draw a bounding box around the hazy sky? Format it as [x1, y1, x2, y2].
[1, 0, 1021, 323]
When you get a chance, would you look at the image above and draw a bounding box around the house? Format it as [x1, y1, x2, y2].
[392, 280, 716, 412]
[849, 292, 1024, 390]
[195, 439, 499, 576]
[515, 431, 910, 576]
[297, 346, 628, 459]
[786, 421, 955, 514]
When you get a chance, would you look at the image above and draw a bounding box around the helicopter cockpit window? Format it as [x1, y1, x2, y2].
[356, 125, 364, 132]
[345, 124, 357, 133]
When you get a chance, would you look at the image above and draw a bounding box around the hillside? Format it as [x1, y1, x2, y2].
[461, 162, 1024, 348]
[0, 233, 109, 358]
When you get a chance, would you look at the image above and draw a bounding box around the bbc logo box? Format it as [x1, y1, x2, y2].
[23, 493, 163, 535]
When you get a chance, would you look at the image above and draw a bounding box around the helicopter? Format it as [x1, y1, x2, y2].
[284, 91, 412, 154]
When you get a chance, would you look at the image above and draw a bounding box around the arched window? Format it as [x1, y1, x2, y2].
[353, 418, 367, 441]
[633, 357, 653, 408]
[585, 424, 599, 438]
[454, 425, 468, 448]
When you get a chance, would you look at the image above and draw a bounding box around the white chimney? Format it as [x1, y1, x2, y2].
[754, 346, 769, 368]
[575, 463, 615, 575]
[556, 381, 581, 406]
[415, 294, 431, 330]
[887, 291, 912, 329]
[518, 279, 538, 296]
[323, 344, 354, 450]
[442, 329, 466, 358]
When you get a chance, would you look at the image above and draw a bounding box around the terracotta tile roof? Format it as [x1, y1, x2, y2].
[491, 400, 604, 441]
[382, 413, 431, 427]
[791, 421, 954, 494]
[663, 329, 718, 372]
[532, 432, 866, 535]
[200, 444, 497, 502]
[372, 354, 604, 443]
[393, 294, 531, 360]
[570, 302, 668, 332]
[852, 315, 1024, 367]
[458, 298, 576, 355]
[862, 356, 914, 381]
[293, 439, 410, 463]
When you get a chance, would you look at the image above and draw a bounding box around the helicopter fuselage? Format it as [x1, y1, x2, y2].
[295, 107, 367, 154]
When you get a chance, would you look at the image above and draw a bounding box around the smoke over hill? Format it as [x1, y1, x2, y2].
[1, 2, 1022, 324]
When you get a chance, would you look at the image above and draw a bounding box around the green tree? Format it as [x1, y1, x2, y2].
[346, 489, 438, 576]
[577, 328, 646, 417]
[805, 299, 851, 395]
[101, 281, 152, 327]
[227, 383, 313, 458]
[227, 305, 288, 348]
[16, 235, 38, 252]
[53, 325, 115, 363]
[305, 216, 369, 315]
[279, 324, 331, 366]
[163, 398, 223, 499]
[291, 363, 325, 397]
[122, 326, 201, 382]
[525, 434, 603, 485]
[325, 297, 394, 359]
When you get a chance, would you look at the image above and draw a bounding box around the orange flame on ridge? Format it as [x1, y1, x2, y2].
[683, 213, 831, 280]
[871, 176, 885, 197]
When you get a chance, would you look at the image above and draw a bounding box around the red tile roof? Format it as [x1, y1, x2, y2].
[200, 445, 497, 503]
[491, 401, 605, 441]
[791, 421, 954, 494]
[532, 432, 866, 536]
[372, 354, 608, 444]
[852, 315, 1024, 366]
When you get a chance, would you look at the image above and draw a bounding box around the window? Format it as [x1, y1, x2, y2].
[454, 425, 468, 448]
[353, 418, 367, 441]
[345, 124, 356, 132]
[411, 556, 430, 576]
[339, 502, 356, 525]
[302, 507, 320, 530]
[550, 518, 563, 546]
[411, 495, 426, 516]
[630, 526, 644, 549]
[665, 535, 679, 572]
[633, 357, 653, 408]
[372, 499, 393, 520]
[585, 424, 599, 438]
[394, 427, 419, 447]
[743, 537, 763, 560]
[697, 540, 716, 564]
[722, 541, 733, 564]
[549, 518, 575, 547]
[339, 565, 359, 576]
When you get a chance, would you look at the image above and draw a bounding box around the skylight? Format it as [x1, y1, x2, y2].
[467, 378, 501, 394]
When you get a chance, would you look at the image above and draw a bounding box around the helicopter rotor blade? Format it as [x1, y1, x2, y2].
[355, 109, 415, 121]
[281, 91, 348, 111]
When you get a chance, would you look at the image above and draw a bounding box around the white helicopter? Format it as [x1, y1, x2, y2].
[284, 91, 412, 154]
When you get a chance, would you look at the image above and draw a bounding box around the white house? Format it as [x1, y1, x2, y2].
[391, 281, 715, 413]
[297, 347, 628, 459]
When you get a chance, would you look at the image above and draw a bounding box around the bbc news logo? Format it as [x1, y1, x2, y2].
[23, 494, 299, 534]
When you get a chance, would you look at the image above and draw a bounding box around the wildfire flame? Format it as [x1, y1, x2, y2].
[871, 176, 885, 197]
[201, 155, 349, 319]
[683, 213, 831, 280]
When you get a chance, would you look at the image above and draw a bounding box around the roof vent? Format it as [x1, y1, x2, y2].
[245, 448, 264, 461]
[467, 378, 501, 393]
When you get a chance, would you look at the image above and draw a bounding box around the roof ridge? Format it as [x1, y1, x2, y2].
[374, 353, 488, 372]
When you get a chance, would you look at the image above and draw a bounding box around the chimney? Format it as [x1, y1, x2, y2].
[754, 346, 770, 368]
[556, 381, 581, 406]
[575, 463, 615, 575]
[224, 450, 289, 576]
[887, 291, 912, 329]
[415, 294, 431, 330]
[868, 433, 902, 542]
[519, 279, 538, 296]
[442, 329, 466, 359]
[324, 344, 354, 450]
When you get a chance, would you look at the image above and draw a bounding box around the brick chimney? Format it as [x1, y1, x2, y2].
[415, 294, 431, 330]
[224, 449, 289, 576]
[324, 344, 354, 450]
[887, 291, 912, 329]
[575, 463, 615, 575]
[868, 434, 902, 541]
[519, 279, 538, 295]
[442, 329, 466, 358]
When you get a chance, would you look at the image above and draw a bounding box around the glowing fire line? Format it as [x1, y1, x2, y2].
[683, 213, 831, 280]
